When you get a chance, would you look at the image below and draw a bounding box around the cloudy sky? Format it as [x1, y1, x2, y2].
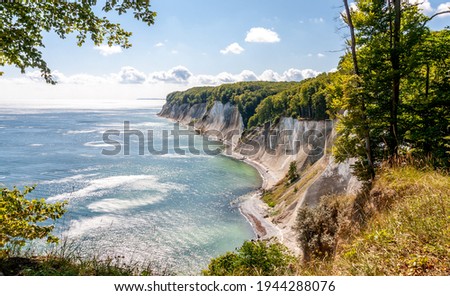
[1, 0, 449, 107]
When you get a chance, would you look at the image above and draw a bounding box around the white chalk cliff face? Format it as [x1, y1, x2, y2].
[159, 100, 358, 193]
[158, 101, 244, 146]
[159, 101, 360, 252]
[236, 118, 333, 181]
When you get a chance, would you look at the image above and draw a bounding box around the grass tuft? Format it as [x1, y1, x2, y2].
[0, 238, 174, 276]
[328, 166, 449, 275]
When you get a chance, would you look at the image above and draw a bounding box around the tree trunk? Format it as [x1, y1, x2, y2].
[343, 0, 375, 180]
[344, 0, 359, 75]
[390, 0, 401, 158]
[425, 63, 430, 100]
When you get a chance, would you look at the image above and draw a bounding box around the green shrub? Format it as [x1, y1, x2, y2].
[295, 197, 343, 261]
[203, 240, 296, 276]
[287, 162, 299, 185]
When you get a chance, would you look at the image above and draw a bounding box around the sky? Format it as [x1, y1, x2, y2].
[1, 0, 449, 108]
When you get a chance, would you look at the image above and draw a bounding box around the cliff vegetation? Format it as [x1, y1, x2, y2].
[204, 165, 450, 276]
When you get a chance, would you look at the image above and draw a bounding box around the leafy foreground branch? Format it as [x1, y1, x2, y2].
[0, 1, 156, 83]
[0, 187, 172, 276]
[0, 186, 67, 258]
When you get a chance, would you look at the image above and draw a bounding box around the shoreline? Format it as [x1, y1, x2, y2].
[158, 114, 288, 248]
[226, 151, 302, 255]
[223, 150, 283, 242]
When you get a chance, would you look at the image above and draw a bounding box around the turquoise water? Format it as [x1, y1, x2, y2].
[0, 107, 261, 274]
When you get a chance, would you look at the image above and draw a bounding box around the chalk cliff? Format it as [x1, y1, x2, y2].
[158, 101, 244, 145]
[158, 101, 360, 253]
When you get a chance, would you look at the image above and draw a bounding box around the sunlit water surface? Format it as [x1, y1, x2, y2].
[0, 105, 261, 274]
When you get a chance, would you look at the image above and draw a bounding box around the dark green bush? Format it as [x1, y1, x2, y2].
[203, 240, 296, 276]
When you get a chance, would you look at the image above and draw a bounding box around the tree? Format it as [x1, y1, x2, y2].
[0, 0, 156, 83]
[0, 186, 67, 258]
[334, 0, 449, 177]
[287, 161, 299, 184]
[389, 0, 402, 157]
[340, 0, 375, 180]
[401, 29, 450, 167]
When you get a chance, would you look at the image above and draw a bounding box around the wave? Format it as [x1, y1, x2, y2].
[84, 141, 118, 148]
[97, 122, 168, 129]
[88, 194, 165, 213]
[29, 143, 44, 147]
[47, 175, 186, 202]
[159, 153, 213, 159]
[42, 174, 98, 185]
[70, 166, 101, 173]
[159, 154, 189, 159]
[64, 129, 98, 135]
[63, 215, 120, 237]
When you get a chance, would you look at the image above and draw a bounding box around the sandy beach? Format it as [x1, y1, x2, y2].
[225, 150, 284, 240]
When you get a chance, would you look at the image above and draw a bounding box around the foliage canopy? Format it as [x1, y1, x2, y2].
[166, 77, 333, 128]
[334, 0, 450, 178]
[0, 0, 156, 83]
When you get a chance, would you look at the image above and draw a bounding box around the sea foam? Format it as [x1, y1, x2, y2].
[47, 175, 185, 202]
[87, 194, 165, 213]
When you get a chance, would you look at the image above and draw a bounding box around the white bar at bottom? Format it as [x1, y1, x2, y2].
[0, 276, 448, 296]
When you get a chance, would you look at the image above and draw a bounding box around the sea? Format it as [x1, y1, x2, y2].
[0, 100, 261, 274]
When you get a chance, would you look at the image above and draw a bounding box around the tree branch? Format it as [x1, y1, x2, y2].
[422, 10, 450, 28]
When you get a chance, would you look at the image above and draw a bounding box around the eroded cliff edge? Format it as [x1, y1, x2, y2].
[158, 101, 360, 254]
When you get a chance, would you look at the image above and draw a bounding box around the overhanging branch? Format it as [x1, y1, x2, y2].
[423, 9, 450, 27]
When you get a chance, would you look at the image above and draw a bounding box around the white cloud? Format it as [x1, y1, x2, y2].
[1, 66, 325, 107]
[25, 70, 48, 82]
[259, 70, 282, 82]
[191, 68, 321, 85]
[436, 2, 450, 16]
[171, 50, 179, 54]
[149, 66, 192, 84]
[25, 70, 109, 84]
[245, 27, 280, 43]
[216, 72, 237, 83]
[237, 70, 258, 81]
[93, 45, 122, 56]
[154, 42, 165, 47]
[15, 66, 322, 86]
[220, 42, 245, 55]
[190, 72, 237, 85]
[280, 68, 321, 81]
[408, 0, 434, 13]
[191, 74, 218, 85]
[307, 53, 325, 58]
[117, 67, 147, 84]
[310, 17, 324, 24]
